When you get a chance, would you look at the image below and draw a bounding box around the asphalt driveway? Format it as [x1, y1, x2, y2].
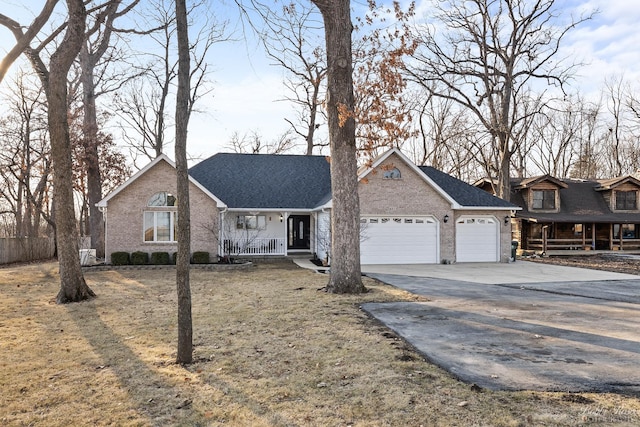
[361, 261, 640, 393]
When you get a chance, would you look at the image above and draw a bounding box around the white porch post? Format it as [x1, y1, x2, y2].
[219, 209, 226, 256]
[283, 212, 289, 256]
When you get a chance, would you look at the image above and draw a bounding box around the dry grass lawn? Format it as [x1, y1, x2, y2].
[1, 260, 639, 426]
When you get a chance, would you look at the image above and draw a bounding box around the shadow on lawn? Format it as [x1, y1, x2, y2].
[66, 272, 292, 425]
[67, 298, 205, 424]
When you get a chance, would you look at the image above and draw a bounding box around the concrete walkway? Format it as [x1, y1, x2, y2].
[361, 267, 640, 393]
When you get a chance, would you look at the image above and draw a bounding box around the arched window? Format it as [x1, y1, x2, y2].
[148, 192, 176, 207]
[383, 167, 401, 179]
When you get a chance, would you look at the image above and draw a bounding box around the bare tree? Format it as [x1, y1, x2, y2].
[47, 0, 97, 302]
[114, 0, 225, 167]
[524, 96, 587, 178]
[598, 75, 640, 177]
[175, 0, 192, 364]
[67, 102, 131, 236]
[258, 2, 328, 155]
[569, 97, 604, 179]
[79, 0, 140, 259]
[0, 71, 52, 238]
[1, 0, 96, 302]
[0, 0, 59, 84]
[405, 0, 593, 198]
[310, 0, 364, 294]
[405, 89, 480, 180]
[225, 130, 296, 154]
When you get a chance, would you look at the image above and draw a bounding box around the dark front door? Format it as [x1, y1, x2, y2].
[288, 215, 311, 250]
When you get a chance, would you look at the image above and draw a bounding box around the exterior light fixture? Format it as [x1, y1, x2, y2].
[443, 214, 449, 223]
[504, 215, 510, 225]
[279, 214, 283, 222]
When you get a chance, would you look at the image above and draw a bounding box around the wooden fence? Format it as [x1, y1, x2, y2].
[0, 237, 56, 265]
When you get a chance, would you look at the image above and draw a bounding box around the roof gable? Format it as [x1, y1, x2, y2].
[188, 153, 332, 209]
[358, 148, 461, 208]
[97, 154, 226, 208]
[357, 148, 517, 210]
[595, 175, 640, 191]
[513, 175, 568, 190]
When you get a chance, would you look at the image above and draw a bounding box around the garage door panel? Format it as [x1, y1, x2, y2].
[360, 217, 438, 264]
[456, 217, 499, 262]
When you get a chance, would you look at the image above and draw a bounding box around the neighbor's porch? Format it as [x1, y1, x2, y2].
[520, 220, 640, 253]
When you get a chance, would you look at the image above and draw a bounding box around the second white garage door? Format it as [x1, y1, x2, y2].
[455, 216, 499, 262]
[360, 216, 438, 264]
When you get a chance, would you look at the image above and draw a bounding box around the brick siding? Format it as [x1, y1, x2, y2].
[104, 160, 219, 263]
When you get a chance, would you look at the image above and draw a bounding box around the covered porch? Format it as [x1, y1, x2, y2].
[520, 220, 640, 253]
[220, 210, 327, 257]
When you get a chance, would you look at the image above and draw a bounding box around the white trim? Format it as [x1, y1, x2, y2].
[96, 154, 227, 208]
[314, 200, 333, 210]
[456, 206, 522, 211]
[227, 208, 314, 213]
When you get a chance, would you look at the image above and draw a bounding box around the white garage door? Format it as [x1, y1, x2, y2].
[360, 216, 438, 264]
[455, 216, 499, 262]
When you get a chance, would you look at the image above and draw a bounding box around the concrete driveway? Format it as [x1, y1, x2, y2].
[361, 261, 640, 393]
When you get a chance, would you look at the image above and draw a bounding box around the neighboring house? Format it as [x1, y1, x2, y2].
[476, 175, 640, 253]
[98, 148, 517, 264]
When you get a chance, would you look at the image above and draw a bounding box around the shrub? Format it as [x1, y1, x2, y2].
[131, 251, 149, 265]
[151, 252, 170, 265]
[111, 252, 130, 266]
[191, 251, 210, 264]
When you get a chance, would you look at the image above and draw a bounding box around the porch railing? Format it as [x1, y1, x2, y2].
[223, 238, 286, 256]
[527, 238, 594, 251]
[611, 238, 640, 250]
[528, 237, 640, 251]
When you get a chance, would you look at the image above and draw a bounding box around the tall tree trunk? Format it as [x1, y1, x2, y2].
[175, 0, 192, 364]
[79, 44, 105, 258]
[311, 0, 364, 294]
[50, 0, 94, 303]
[497, 145, 510, 200]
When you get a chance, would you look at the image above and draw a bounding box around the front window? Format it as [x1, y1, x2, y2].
[144, 211, 177, 242]
[532, 190, 556, 210]
[616, 191, 637, 210]
[236, 215, 266, 230]
[614, 224, 636, 239]
[574, 224, 583, 236]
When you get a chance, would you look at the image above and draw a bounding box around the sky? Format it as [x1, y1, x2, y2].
[2, 0, 640, 165]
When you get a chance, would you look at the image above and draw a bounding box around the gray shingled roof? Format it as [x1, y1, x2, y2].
[188, 153, 332, 209]
[419, 166, 517, 208]
[189, 152, 516, 210]
[512, 178, 640, 223]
